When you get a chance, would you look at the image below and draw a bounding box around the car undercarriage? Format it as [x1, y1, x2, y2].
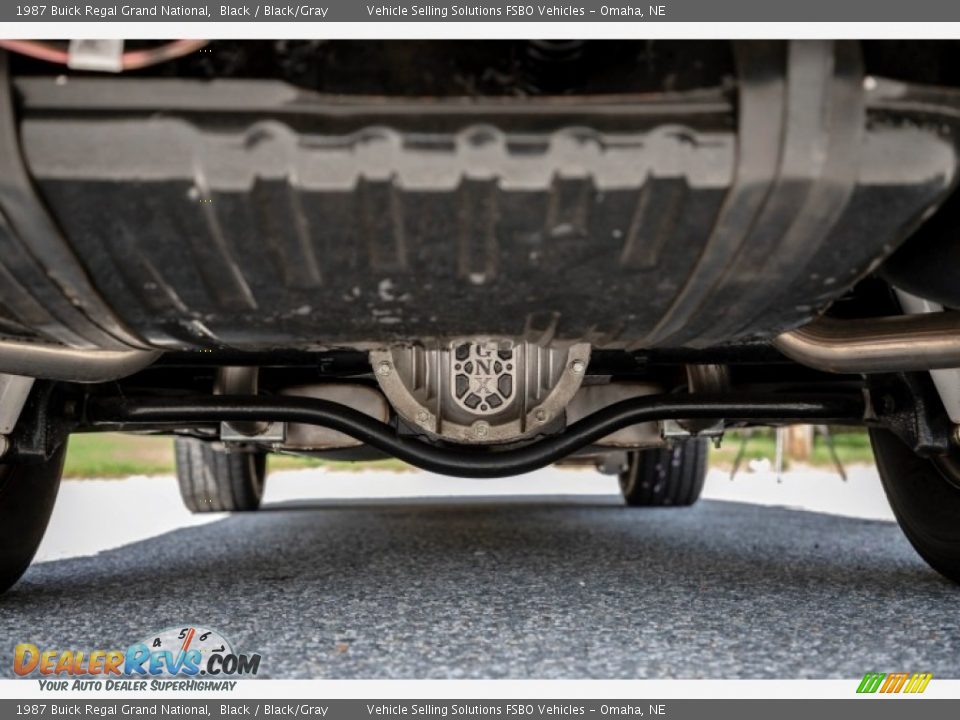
[1, 39, 960, 590]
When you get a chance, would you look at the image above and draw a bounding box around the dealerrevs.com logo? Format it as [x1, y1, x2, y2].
[13, 626, 261, 691]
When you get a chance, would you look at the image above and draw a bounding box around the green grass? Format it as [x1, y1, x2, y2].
[64, 433, 175, 478]
[62, 428, 875, 479]
[711, 429, 875, 470]
[63, 433, 409, 479]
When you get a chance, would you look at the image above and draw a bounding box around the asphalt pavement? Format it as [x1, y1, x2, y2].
[2, 475, 958, 678]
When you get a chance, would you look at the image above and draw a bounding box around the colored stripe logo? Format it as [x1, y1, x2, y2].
[857, 672, 933, 694]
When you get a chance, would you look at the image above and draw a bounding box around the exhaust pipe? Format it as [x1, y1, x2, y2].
[5, 312, 956, 381]
[0, 337, 160, 382]
[773, 312, 960, 373]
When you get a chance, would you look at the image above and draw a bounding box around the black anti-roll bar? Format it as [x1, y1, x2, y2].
[84, 393, 865, 479]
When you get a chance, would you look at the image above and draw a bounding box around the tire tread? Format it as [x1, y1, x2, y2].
[175, 438, 265, 513]
[869, 428, 960, 583]
[619, 439, 708, 507]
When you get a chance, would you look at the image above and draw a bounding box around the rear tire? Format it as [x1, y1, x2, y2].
[175, 438, 266, 513]
[869, 428, 960, 583]
[619, 439, 708, 507]
[0, 442, 67, 593]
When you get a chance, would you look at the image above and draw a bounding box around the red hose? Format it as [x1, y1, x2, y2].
[0, 39, 69, 65]
[0, 39, 208, 70]
[116, 39, 209, 70]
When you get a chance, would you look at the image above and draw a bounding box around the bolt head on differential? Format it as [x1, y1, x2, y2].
[472, 421, 490, 439]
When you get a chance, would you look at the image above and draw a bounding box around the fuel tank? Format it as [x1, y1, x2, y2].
[1, 41, 958, 352]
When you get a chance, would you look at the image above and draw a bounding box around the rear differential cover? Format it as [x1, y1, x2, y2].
[451, 341, 516, 415]
[371, 340, 590, 444]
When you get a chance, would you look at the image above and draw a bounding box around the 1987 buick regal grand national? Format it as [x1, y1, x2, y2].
[1, 39, 960, 590]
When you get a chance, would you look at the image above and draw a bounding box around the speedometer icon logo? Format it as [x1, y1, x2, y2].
[139, 626, 234, 676]
[127, 625, 259, 677]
